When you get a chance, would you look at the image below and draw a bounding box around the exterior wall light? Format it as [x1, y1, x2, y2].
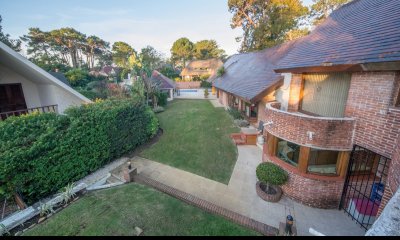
[307, 131, 315, 141]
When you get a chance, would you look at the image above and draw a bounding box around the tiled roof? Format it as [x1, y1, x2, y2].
[150, 70, 176, 89]
[214, 40, 298, 101]
[277, 0, 400, 71]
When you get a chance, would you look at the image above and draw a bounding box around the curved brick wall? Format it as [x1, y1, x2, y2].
[264, 102, 355, 151]
[263, 153, 345, 209]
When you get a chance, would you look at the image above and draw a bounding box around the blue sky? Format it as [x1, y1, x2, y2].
[1, 0, 314, 57]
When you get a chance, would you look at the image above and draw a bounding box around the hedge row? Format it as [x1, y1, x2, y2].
[0, 99, 159, 204]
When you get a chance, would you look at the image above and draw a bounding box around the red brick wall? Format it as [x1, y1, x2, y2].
[218, 90, 229, 107]
[345, 72, 400, 158]
[263, 153, 344, 209]
[264, 102, 355, 150]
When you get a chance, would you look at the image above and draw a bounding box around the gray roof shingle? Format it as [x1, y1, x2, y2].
[214, 40, 297, 101]
[276, 0, 400, 71]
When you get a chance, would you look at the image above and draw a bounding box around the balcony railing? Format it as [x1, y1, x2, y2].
[0, 105, 58, 121]
[264, 102, 355, 150]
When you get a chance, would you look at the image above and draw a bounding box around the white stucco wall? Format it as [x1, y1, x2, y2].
[0, 63, 87, 113]
[274, 73, 291, 111]
[0, 63, 42, 109]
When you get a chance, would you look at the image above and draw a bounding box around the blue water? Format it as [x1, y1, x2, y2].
[179, 90, 198, 93]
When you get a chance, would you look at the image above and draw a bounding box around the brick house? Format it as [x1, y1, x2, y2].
[180, 58, 223, 82]
[215, 0, 400, 231]
[213, 41, 297, 125]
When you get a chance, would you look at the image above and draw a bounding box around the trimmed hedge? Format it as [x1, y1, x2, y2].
[0, 99, 158, 204]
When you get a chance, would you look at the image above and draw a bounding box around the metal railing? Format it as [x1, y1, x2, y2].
[0, 105, 58, 121]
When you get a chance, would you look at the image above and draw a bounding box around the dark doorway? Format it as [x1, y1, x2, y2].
[339, 145, 390, 231]
[0, 84, 27, 119]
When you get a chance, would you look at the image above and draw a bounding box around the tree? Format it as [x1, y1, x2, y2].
[49, 28, 87, 68]
[112, 41, 135, 69]
[310, 0, 350, 25]
[83, 35, 109, 69]
[170, 37, 194, 68]
[193, 40, 226, 60]
[228, 0, 308, 52]
[65, 68, 90, 87]
[139, 45, 165, 70]
[159, 64, 180, 80]
[284, 28, 310, 41]
[0, 16, 21, 51]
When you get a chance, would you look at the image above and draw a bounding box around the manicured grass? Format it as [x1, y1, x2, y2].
[140, 100, 240, 184]
[24, 183, 259, 236]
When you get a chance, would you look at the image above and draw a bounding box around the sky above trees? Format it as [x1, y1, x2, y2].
[1, 0, 314, 57]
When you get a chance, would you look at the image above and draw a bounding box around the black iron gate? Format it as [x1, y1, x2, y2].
[339, 145, 390, 231]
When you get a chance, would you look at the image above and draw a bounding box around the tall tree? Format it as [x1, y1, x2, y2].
[139, 45, 165, 70]
[229, 0, 308, 52]
[170, 37, 194, 68]
[193, 40, 226, 60]
[0, 16, 21, 51]
[83, 36, 110, 69]
[284, 28, 310, 41]
[112, 41, 135, 69]
[310, 0, 350, 25]
[50, 28, 86, 68]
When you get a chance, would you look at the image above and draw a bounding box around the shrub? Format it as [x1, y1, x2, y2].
[153, 106, 165, 113]
[234, 119, 250, 127]
[0, 99, 159, 204]
[204, 89, 209, 98]
[77, 90, 107, 100]
[227, 108, 243, 120]
[217, 67, 225, 77]
[200, 81, 212, 88]
[256, 162, 288, 191]
[156, 92, 168, 107]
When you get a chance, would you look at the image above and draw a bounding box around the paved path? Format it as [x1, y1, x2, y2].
[131, 146, 366, 236]
[209, 99, 224, 108]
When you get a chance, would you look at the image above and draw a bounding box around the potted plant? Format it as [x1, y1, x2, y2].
[256, 162, 288, 202]
[204, 89, 209, 98]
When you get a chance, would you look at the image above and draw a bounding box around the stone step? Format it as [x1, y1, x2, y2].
[106, 175, 123, 184]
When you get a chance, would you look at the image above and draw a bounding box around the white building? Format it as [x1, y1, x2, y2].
[0, 41, 91, 120]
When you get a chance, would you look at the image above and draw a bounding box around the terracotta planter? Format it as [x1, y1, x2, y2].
[256, 181, 283, 203]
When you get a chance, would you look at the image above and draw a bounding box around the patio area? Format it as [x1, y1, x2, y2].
[131, 145, 366, 236]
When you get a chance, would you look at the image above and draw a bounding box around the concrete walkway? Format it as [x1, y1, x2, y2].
[131, 146, 366, 236]
[209, 99, 224, 108]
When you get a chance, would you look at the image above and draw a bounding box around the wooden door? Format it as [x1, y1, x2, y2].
[0, 84, 27, 113]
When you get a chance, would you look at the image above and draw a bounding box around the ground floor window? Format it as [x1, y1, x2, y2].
[267, 133, 349, 177]
[308, 149, 339, 175]
[276, 138, 301, 167]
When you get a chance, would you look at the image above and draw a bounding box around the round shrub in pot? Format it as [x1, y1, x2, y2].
[256, 162, 288, 202]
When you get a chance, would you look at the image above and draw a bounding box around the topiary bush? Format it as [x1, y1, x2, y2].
[0, 99, 159, 204]
[204, 89, 209, 98]
[256, 162, 288, 192]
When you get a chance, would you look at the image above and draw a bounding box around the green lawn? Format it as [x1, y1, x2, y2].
[24, 183, 259, 236]
[140, 100, 240, 184]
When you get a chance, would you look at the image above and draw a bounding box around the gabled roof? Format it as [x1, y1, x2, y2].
[0, 41, 90, 103]
[150, 70, 176, 89]
[214, 40, 298, 102]
[180, 58, 223, 77]
[276, 0, 400, 72]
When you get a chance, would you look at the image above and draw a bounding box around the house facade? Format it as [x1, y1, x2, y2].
[180, 58, 223, 82]
[215, 0, 400, 231]
[150, 70, 176, 101]
[214, 41, 297, 125]
[0, 41, 91, 120]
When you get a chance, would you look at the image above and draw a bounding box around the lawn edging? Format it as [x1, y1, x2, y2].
[133, 174, 279, 236]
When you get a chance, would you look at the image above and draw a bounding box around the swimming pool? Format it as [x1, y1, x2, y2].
[179, 89, 198, 93]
